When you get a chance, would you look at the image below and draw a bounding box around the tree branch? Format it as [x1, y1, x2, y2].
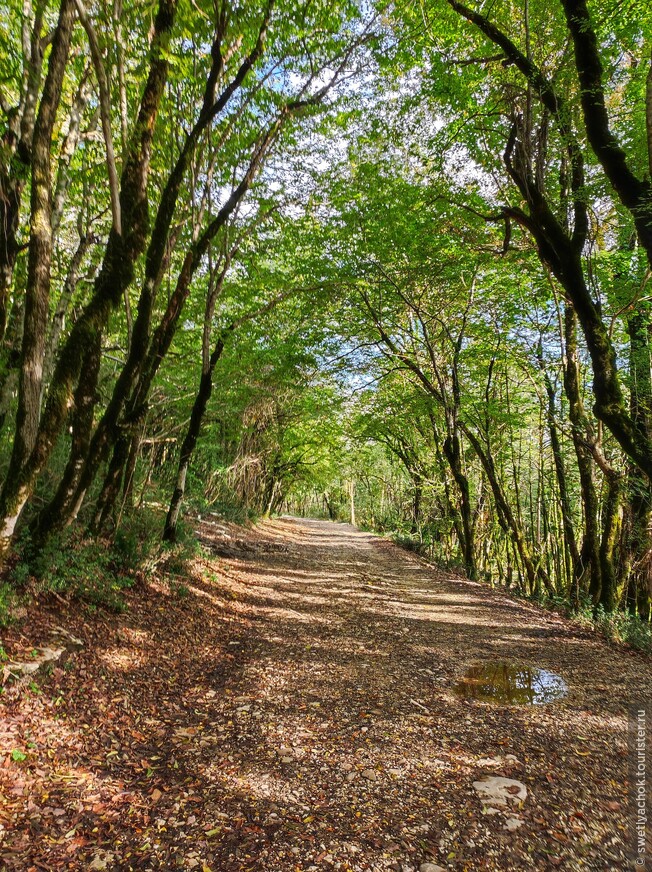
[74, 0, 122, 235]
[561, 0, 652, 260]
[647, 48, 652, 180]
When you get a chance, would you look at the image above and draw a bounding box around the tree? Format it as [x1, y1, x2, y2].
[0, 0, 378, 557]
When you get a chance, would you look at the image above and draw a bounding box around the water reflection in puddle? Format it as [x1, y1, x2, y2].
[454, 661, 567, 704]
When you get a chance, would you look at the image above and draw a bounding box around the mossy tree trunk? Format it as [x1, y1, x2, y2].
[0, 0, 178, 559]
[163, 333, 230, 542]
[449, 0, 652, 483]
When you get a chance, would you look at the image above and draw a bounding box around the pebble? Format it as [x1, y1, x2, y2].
[473, 776, 528, 809]
[504, 815, 523, 831]
[88, 854, 115, 871]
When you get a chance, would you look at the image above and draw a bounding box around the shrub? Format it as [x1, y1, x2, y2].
[7, 525, 142, 613]
[592, 606, 652, 654]
[0, 583, 17, 628]
[111, 507, 162, 572]
[29, 532, 132, 611]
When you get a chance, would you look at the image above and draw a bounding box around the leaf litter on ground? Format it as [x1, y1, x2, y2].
[0, 516, 646, 870]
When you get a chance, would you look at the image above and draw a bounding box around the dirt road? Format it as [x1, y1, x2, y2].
[1, 517, 649, 870]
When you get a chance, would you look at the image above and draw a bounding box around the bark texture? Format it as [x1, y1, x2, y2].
[0, 0, 178, 556]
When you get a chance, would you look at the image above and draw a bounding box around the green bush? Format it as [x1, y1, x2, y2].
[0, 582, 18, 627]
[27, 531, 132, 612]
[7, 524, 143, 613]
[1, 504, 209, 617]
[112, 507, 162, 572]
[592, 606, 652, 653]
[392, 532, 423, 553]
[532, 590, 652, 654]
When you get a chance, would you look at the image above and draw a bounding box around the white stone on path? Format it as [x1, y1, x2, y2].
[504, 814, 524, 831]
[473, 776, 528, 809]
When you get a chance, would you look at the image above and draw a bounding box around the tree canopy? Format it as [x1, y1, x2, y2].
[1, 0, 651, 623]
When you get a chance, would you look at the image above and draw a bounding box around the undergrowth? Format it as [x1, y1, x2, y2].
[580, 604, 652, 653]
[0, 580, 19, 627]
[185, 470, 254, 526]
[391, 532, 422, 553]
[390, 531, 652, 654]
[14, 530, 136, 614]
[526, 591, 652, 653]
[2, 508, 201, 622]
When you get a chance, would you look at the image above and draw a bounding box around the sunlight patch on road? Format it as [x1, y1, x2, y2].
[98, 647, 150, 671]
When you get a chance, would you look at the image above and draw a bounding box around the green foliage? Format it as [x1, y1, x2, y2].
[111, 507, 164, 573]
[524, 589, 652, 653]
[202, 493, 253, 526]
[11, 506, 207, 611]
[5, 500, 208, 618]
[9, 559, 30, 588]
[27, 532, 134, 613]
[12, 517, 138, 609]
[0, 0, 650, 634]
[151, 512, 203, 584]
[0, 580, 18, 627]
[181, 464, 254, 525]
[170, 581, 190, 599]
[592, 607, 652, 654]
[391, 533, 422, 553]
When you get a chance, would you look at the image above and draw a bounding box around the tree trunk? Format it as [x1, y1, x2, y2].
[29, 332, 102, 541]
[4, 0, 76, 489]
[562, 305, 602, 604]
[625, 307, 652, 616]
[538, 348, 580, 591]
[90, 435, 132, 534]
[0, 172, 25, 342]
[442, 431, 476, 579]
[0, 291, 26, 433]
[0, 0, 178, 557]
[163, 335, 228, 542]
[0, 2, 48, 339]
[599, 472, 623, 612]
[463, 425, 554, 597]
[411, 473, 422, 534]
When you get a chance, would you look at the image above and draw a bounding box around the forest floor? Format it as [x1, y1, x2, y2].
[0, 516, 650, 871]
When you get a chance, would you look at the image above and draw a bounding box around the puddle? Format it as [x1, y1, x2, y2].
[454, 661, 567, 705]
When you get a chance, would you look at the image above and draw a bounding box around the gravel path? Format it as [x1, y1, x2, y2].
[192, 517, 649, 871]
[1, 516, 649, 871]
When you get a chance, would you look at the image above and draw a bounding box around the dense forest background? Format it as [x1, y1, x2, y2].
[1, 0, 652, 644]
